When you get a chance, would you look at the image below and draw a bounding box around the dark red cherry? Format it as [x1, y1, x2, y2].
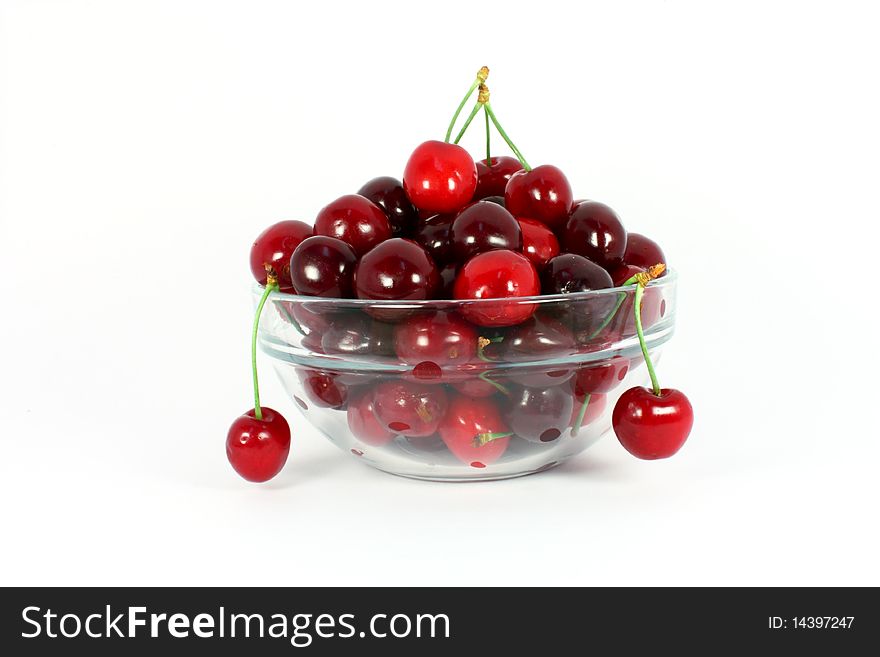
[403, 140, 477, 214]
[501, 316, 577, 386]
[439, 395, 510, 467]
[518, 217, 560, 270]
[393, 311, 478, 368]
[296, 369, 348, 408]
[572, 357, 630, 395]
[372, 380, 448, 437]
[569, 392, 607, 434]
[437, 262, 458, 298]
[624, 233, 666, 272]
[607, 263, 645, 287]
[355, 238, 440, 303]
[505, 385, 573, 444]
[249, 220, 313, 290]
[412, 213, 455, 265]
[475, 156, 524, 199]
[321, 314, 395, 358]
[504, 165, 573, 231]
[541, 253, 614, 295]
[482, 195, 506, 207]
[226, 407, 291, 482]
[453, 249, 540, 327]
[347, 390, 396, 447]
[450, 201, 522, 262]
[290, 236, 357, 298]
[357, 176, 419, 237]
[314, 194, 392, 257]
[563, 201, 627, 268]
[613, 387, 693, 460]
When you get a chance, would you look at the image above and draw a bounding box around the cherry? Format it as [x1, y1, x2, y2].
[450, 200, 522, 262]
[453, 249, 540, 327]
[372, 380, 448, 437]
[321, 314, 395, 358]
[540, 253, 614, 295]
[347, 389, 396, 447]
[355, 238, 439, 301]
[314, 194, 392, 257]
[357, 176, 419, 237]
[412, 213, 455, 264]
[607, 263, 645, 287]
[501, 315, 577, 362]
[572, 356, 630, 395]
[624, 232, 666, 272]
[226, 407, 291, 482]
[403, 140, 477, 214]
[505, 385, 573, 444]
[438, 395, 510, 467]
[613, 387, 693, 459]
[437, 261, 458, 298]
[249, 220, 312, 290]
[563, 201, 627, 268]
[451, 371, 502, 398]
[474, 156, 524, 199]
[393, 311, 478, 369]
[504, 165, 573, 231]
[569, 392, 607, 434]
[296, 368, 348, 409]
[482, 195, 506, 207]
[290, 235, 358, 298]
[518, 217, 560, 270]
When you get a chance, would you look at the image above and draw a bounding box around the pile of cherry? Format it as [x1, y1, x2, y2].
[227, 68, 693, 482]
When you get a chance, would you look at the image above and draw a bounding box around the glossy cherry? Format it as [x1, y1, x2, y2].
[314, 194, 392, 257]
[412, 213, 455, 264]
[624, 232, 666, 272]
[474, 156, 523, 199]
[607, 263, 645, 287]
[518, 217, 560, 270]
[613, 387, 693, 459]
[357, 176, 419, 237]
[504, 165, 573, 231]
[563, 201, 627, 268]
[540, 253, 613, 295]
[500, 316, 577, 386]
[347, 390, 396, 447]
[438, 395, 510, 467]
[321, 314, 395, 357]
[290, 235, 358, 298]
[249, 220, 313, 290]
[355, 238, 439, 302]
[453, 249, 540, 327]
[437, 262, 458, 298]
[296, 369, 348, 409]
[393, 311, 478, 369]
[226, 407, 291, 482]
[505, 385, 573, 444]
[572, 357, 630, 395]
[450, 201, 522, 262]
[403, 140, 477, 214]
[372, 380, 448, 437]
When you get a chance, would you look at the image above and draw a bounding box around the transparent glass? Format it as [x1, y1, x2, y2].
[254, 271, 677, 481]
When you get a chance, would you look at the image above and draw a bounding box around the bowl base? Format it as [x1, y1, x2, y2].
[362, 458, 564, 483]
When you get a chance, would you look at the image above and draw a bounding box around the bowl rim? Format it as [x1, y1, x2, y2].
[255, 268, 677, 307]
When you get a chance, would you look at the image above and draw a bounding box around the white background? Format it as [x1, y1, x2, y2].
[1, 0, 878, 586]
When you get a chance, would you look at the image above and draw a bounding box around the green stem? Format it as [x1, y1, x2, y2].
[485, 104, 491, 163]
[587, 273, 641, 341]
[252, 282, 278, 420]
[634, 284, 661, 396]
[571, 393, 591, 437]
[453, 102, 482, 144]
[445, 80, 480, 143]
[474, 431, 514, 447]
[484, 102, 531, 171]
[478, 370, 510, 396]
[274, 300, 305, 336]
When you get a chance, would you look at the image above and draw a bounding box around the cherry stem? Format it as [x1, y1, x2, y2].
[252, 280, 278, 420]
[587, 264, 666, 341]
[477, 335, 503, 362]
[474, 431, 514, 447]
[484, 102, 531, 171]
[453, 102, 482, 144]
[571, 393, 591, 437]
[485, 104, 491, 163]
[274, 300, 305, 336]
[478, 370, 510, 396]
[444, 67, 488, 143]
[634, 283, 661, 396]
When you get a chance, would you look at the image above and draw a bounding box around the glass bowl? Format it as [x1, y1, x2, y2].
[254, 271, 677, 481]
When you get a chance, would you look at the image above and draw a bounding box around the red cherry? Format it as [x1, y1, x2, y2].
[624, 232, 666, 272]
[314, 194, 392, 257]
[607, 263, 645, 287]
[504, 165, 573, 231]
[474, 156, 524, 199]
[372, 380, 448, 437]
[573, 357, 630, 395]
[612, 387, 693, 459]
[249, 220, 313, 290]
[569, 392, 607, 431]
[541, 253, 614, 295]
[453, 249, 540, 327]
[226, 407, 291, 482]
[347, 390, 396, 447]
[412, 213, 456, 264]
[450, 200, 522, 262]
[518, 217, 560, 270]
[296, 369, 348, 408]
[439, 395, 510, 467]
[437, 261, 458, 299]
[355, 238, 439, 301]
[403, 140, 477, 214]
[393, 312, 478, 368]
[321, 314, 395, 358]
[290, 235, 358, 298]
[505, 385, 573, 444]
[563, 201, 627, 268]
[451, 372, 501, 398]
[357, 176, 419, 237]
